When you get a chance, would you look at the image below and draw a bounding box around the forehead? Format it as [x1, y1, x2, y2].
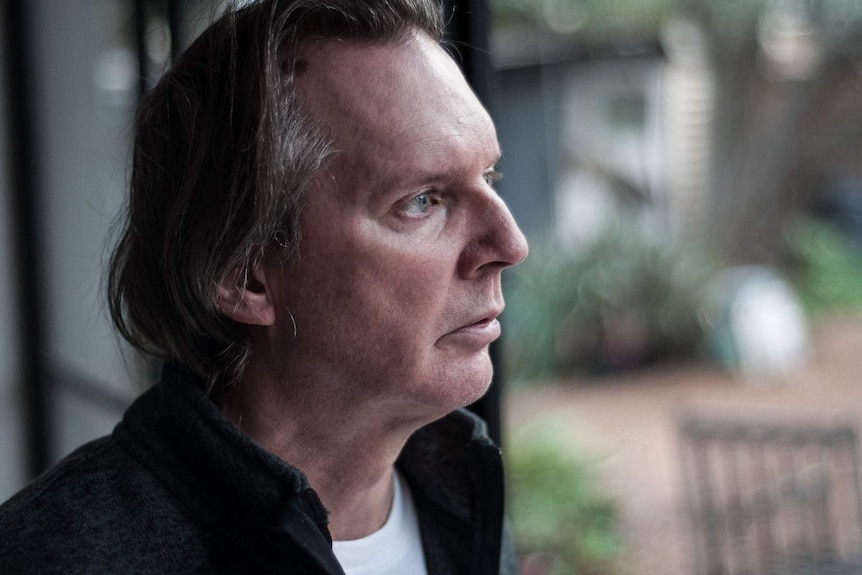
[296, 32, 499, 185]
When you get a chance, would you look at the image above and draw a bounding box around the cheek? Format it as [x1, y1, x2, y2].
[350, 249, 452, 330]
[291, 215, 462, 348]
[337, 227, 457, 311]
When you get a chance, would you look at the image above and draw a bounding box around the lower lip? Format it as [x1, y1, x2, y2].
[446, 318, 501, 346]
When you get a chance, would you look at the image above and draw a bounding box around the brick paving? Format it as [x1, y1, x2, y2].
[504, 314, 862, 575]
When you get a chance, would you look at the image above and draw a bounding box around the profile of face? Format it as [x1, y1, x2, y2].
[244, 31, 528, 424]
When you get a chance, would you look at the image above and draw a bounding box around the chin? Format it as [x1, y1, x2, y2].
[398, 352, 495, 420]
[439, 357, 495, 412]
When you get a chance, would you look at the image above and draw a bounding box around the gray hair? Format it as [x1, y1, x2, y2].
[107, 0, 444, 391]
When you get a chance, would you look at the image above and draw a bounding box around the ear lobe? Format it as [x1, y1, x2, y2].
[215, 261, 276, 327]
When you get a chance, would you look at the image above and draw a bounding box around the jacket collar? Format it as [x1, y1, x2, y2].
[115, 362, 503, 573]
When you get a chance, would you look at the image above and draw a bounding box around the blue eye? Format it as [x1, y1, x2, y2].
[484, 170, 503, 187]
[403, 193, 432, 215]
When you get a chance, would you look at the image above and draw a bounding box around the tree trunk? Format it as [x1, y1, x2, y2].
[704, 26, 844, 264]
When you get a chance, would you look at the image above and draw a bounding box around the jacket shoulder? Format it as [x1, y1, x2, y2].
[0, 436, 205, 574]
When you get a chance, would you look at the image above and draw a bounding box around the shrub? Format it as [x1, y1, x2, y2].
[504, 215, 716, 383]
[784, 216, 862, 317]
[507, 421, 623, 575]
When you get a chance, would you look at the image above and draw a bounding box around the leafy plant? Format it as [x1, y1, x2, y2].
[784, 216, 862, 317]
[490, 0, 674, 39]
[503, 214, 717, 383]
[507, 420, 623, 575]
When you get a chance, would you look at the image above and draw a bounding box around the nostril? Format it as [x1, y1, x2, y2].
[457, 192, 530, 277]
[462, 220, 529, 277]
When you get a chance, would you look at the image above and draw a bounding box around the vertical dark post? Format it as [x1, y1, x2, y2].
[2, 0, 51, 477]
[443, 0, 503, 446]
[167, 0, 183, 61]
[442, 0, 492, 102]
[134, 0, 149, 100]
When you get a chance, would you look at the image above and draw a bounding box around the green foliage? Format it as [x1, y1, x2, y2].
[507, 420, 623, 575]
[490, 0, 862, 50]
[491, 0, 674, 39]
[503, 215, 717, 383]
[784, 216, 862, 317]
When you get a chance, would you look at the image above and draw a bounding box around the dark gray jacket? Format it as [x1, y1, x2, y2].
[0, 364, 518, 574]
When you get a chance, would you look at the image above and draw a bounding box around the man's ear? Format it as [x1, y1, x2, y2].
[215, 260, 277, 327]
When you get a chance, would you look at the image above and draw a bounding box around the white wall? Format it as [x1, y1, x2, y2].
[554, 57, 666, 246]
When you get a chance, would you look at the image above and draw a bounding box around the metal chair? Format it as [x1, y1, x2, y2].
[679, 415, 862, 575]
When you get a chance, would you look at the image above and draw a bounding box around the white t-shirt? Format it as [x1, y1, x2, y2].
[331, 471, 428, 575]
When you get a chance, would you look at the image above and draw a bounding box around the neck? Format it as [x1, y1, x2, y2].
[219, 362, 424, 541]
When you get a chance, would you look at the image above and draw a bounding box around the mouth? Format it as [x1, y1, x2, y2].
[462, 316, 498, 330]
[459, 304, 503, 328]
[443, 309, 504, 347]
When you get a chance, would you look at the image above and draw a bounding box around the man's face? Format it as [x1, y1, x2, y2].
[262, 31, 528, 422]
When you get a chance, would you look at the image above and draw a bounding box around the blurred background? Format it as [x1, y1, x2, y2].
[0, 0, 227, 501]
[3, 0, 862, 574]
[492, 0, 862, 573]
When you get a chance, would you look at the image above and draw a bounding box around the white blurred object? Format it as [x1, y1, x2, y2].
[709, 266, 809, 380]
[554, 170, 616, 250]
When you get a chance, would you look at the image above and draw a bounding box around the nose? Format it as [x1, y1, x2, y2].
[459, 191, 529, 278]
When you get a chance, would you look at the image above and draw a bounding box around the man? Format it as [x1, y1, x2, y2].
[0, 0, 528, 573]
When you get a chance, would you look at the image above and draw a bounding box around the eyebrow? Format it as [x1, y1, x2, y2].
[360, 143, 502, 201]
[407, 149, 503, 184]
